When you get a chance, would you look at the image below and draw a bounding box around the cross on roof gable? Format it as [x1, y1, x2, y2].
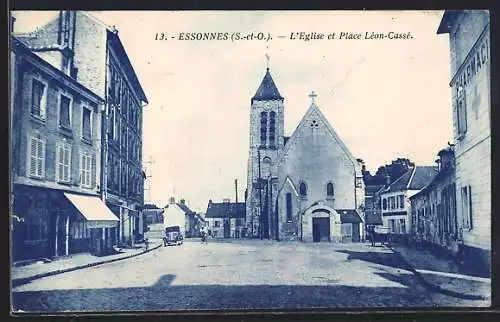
[278, 103, 358, 168]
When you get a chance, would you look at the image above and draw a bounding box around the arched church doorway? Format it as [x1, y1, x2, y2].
[311, 209, 330, 242]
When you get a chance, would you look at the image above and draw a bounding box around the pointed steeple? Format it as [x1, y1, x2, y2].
[252, 68, 284, 102]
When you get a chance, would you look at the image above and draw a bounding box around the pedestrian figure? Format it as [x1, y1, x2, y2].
[200, 226, 208, 245]
[144, 227, 150, 251]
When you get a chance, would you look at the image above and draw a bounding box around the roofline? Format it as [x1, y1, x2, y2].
[437, 10, 461, 34]
[80, 11, 114, 32]
[406, 167, 417, 189]
[278, 103, 359, 169]
[107, 30, 148, 104]
[382, 168, 412, 193]
[11, 36, 104, 104]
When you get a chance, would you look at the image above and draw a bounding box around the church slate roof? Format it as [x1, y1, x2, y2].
[205, 202, 246, 218]
[252, 68, 284, 102]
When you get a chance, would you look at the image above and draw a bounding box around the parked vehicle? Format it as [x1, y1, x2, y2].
[163, 226, 184, 246]
[371, 226, 390, 246]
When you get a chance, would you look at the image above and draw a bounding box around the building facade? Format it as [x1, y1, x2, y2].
[14, 11, 149, 246]
[437, 10, 491, 274]
[206, 199, 246, 239]
[379, 166, 437, 240]
[10, 36, 119, 261]
[364, 184, 385, 236]
[245, 68, 365, 243]
[410, 147, 458, 256]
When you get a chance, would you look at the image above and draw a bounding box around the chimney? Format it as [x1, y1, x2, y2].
[180, 199, 185, 205]
[235, 179, 238, 204]
[435, 158, 441, 172]
[59, 11, 77, 77]
[223, 198, 230, 204]
[385, 175, 391, 187]
[208, 199, 212, 205]
[169, 196, 175, 204]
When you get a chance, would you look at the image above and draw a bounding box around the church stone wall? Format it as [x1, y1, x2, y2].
[276, 109, 360, 241]
[245, 99, 284, 237]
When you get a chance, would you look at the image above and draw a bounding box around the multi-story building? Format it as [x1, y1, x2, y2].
[437, 10, 491, 274]
[10, 35, 120, 261]
[410, 147, 458, 256]
[14, 11, 149, 246]
[206, 199, 246, 239]
[379, 166, 437, 241]
[363, 184, 385, 235]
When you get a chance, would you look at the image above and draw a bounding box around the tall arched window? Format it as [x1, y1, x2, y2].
[260, 111, 267, 147]
[299, 182, 307, 198]
[262, 156, 271, 178]
[269, 111, 276, 148]
[327, 182, 334, 197]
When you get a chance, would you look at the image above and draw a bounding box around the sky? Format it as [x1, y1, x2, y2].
[12, 10, 453, 213]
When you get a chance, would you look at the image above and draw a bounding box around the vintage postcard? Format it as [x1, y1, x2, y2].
[9, 10, 491, 313]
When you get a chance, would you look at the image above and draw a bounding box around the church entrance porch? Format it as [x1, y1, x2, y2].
[312, 217, 330, 242]
[299, 204, 363, 243]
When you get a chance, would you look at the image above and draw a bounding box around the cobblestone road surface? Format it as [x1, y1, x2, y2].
[12, 240, 488, 312]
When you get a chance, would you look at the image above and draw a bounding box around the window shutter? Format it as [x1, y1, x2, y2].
[88, 154, 93, 187]
[37, 139, 44, 177]
[468, 185, 473, 229]
[63, 147, 69, 181]
[40, 84, 46, 119]
[29, 138, 37, 176]
[56, 145, 61, 180]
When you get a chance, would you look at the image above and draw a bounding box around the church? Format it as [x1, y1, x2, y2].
[245, 67, 366, 242]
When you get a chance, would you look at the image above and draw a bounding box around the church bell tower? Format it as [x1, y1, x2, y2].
[246, 67, 285, 239]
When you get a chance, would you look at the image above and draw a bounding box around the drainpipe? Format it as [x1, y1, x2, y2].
[65, 215, 69, 256]
[55, 215, 59, 256]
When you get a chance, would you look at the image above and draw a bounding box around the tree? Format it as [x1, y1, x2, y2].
[362, 158, 415, 186]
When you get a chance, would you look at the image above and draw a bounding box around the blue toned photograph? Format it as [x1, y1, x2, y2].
[9, 10, 491, 313]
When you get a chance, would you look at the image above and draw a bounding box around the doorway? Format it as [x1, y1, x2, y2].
[223, 219, 230, 238]
[352, 223, 360, 242]
[312, 217, 330, 242]
[55, 214, 68, 257]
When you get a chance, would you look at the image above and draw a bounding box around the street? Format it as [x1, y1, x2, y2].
[12, 240, 487, 312]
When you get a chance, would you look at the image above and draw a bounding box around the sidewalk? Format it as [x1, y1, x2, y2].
[389, 243, 491, 301]
[12, 239, 162, 287]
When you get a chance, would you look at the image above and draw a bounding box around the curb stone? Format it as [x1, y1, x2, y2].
[11, 244, 162, 288]
[386, 244, 490, 301]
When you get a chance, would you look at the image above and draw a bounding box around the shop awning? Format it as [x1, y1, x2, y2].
[337, 209, 363, 224]
[64, 192, 119, 228]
